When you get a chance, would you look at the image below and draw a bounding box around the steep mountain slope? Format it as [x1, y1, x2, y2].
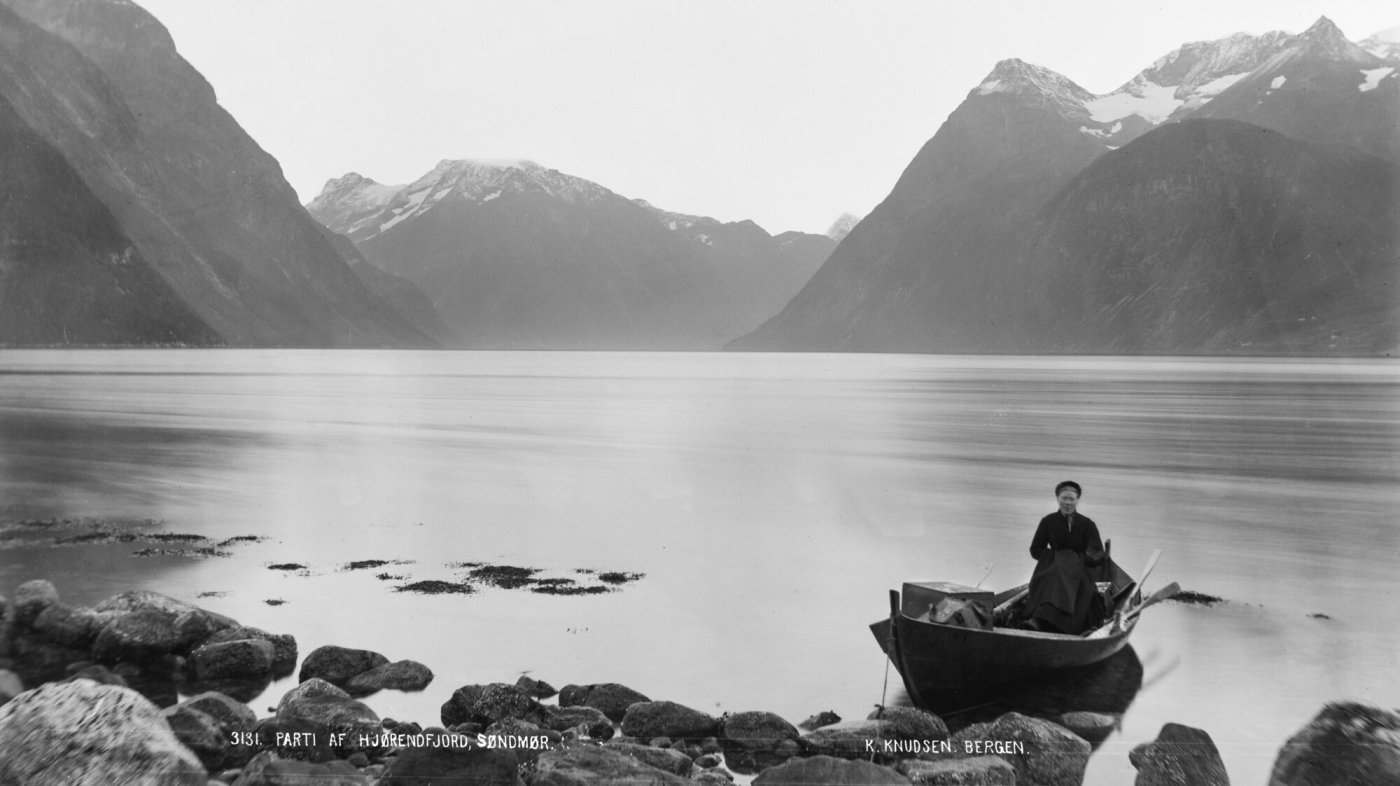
[0, 91, 217, 345]
[1024, 119, 1398, 354]
[0, 0, 433, 347]
[734, 58, 1112, 351]
[310, 160, 830, 349]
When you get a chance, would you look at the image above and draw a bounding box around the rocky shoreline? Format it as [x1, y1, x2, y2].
[1, 580, 1396, 785]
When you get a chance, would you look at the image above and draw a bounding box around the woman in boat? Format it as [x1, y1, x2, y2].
[1021, 480, 1107, 634]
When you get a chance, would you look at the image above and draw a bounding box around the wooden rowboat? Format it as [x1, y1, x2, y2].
[870, 552, 1175, 709]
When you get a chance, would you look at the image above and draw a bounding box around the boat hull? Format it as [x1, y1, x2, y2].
[870, 614, 1136, 707]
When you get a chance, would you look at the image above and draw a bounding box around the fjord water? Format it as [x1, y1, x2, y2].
[1, 350, 1396, 784]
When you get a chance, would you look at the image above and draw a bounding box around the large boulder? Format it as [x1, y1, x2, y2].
[603, 740, 695, 775]
[204, 626, 298, 674]
[544, 704, 616, 740]
[720, 710, 801, 774]
[298, 644, 389, 686]
[379, 743, 521, 785]
[801, 719, 901, 759]
[8, 630, 91, 685]
[899, 756, 1016, 785]
[441, 682, 546, 727]
[529, 743, 688, 785]
[91, 607, 183, 663]
[752, 754, 911, 784]
[951, 713, 1091, 786]
[559, 682, 651, 722]
[183, 690, 259, 734]
[30, 603, 106, 649]
[190, 638, 276, 680]
[162, 702, 231, 771]
[345, 659, 434, 693]
[1268, 702, 1400, 786]
[1130, 723, 1230, 785]
[1058, 711, 1120, 747]
[93, 590, 237, 653]
[0, 680, 206, 784]
[274, 678, 384, 759]
[620, 700, 719, 741]
[231, 750, 372, 785]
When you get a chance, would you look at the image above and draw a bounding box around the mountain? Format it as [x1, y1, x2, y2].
[0, 91, 217, 345]
[1362, 26, 1400, 60]
[1024, 119, 1398, 355]
[0, 0, 435, 347]
[825, 213, 862, 243]
[734, 17, 1398, 355]
[733, 57, 1115, 352]
[308, 160, 831, 349]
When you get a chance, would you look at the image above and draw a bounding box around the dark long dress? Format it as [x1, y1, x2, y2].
[1023, 511, 1107, 634]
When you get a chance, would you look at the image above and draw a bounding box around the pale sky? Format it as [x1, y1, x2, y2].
[136, 0, 1396, 236]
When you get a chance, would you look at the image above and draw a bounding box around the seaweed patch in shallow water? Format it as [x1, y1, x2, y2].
[394, 580, 476, 595]
[267, 563, 307, 571]
[133, 547, 230, 558]
[596, 571, 645, 585]
[531, 583, 612, 596]
[466, 564, 541, 589]
[1171, 590, 1224, 606]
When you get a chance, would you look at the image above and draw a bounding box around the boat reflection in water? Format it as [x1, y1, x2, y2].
[900, 645, 1146, 748]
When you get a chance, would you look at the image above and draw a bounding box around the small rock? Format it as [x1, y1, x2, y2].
[0, 670, 24, 705]
[1058, 711, 1120, 747]
[621, 700, 719, 741]
[517, 674, 557, 699]
[695, 753, 723, 768]
[559, 682, 651, 723]
[183, 690, 259, 737]
[720, 710, 801, 774]
[0, 680, 206, 784]
[798, 710, 842, 731]
[297, 645, 388, 686]
[1268, 702, 1400, 786]
[13, 579, 60, 626]
[752, 754, 911, 784]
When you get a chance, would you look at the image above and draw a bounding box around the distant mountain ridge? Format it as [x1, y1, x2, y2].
[734, 17, 1399, 356]
[308, 159, 834, 349]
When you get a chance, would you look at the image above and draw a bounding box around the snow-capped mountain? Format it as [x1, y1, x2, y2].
[1361, 25, 1400, 60]
[825, 213, 862, 243]
[736, 16, 1398, 355]
[309, 162, 832, 349]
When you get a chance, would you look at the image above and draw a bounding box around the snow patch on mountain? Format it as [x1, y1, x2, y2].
[825, 213, 862, 243]
[1362, 26, 1400, 60]
[1360, 67, 1395, 92]
[976, 59, 1095, 118]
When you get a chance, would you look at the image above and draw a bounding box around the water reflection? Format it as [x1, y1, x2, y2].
[911, 647, 1147, 750]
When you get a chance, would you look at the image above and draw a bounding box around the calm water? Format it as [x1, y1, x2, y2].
[1, 350, 1396, 784]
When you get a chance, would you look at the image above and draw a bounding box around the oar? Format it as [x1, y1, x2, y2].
[975, 563, 994, 589]
[1114, 549, 1162, 607]
[1122, 581, 1180, 623]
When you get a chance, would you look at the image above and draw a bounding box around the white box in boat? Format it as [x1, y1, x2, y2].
[901, 581, 994, 619]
